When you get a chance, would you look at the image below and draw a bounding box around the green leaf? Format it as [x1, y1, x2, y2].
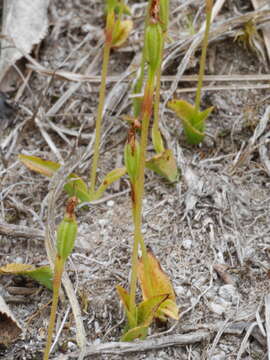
[137, 294, 168, 325]
[151, 126, 165, 154]
[120, 324, 148, 342]
[0, 263, 53, 290]
[19, 154, 91, 202]
[146, 149, 178, 182]
[93, 167, 126, 200]
[116, 285, 137, 328]
[23, 266, 53, 290]
[167, 99, 213, 145]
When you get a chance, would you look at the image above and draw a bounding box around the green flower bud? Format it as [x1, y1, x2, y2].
[56, 198, 78, 260]
[145, 22, 163, 73]
[124, 139, 140, 184]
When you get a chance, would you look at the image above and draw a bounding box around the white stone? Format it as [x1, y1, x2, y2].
[218, 285, 238, 303]
[107, 200, 114, 207]
[208, 302, 225, 315]
[210, 351, 226, 360]
[182, 239, 192, 250]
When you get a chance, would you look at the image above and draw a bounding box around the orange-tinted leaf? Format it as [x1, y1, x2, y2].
[146, 149, 178, 182]
[0, 263, 33, 274]
[137, 250, 179, 321]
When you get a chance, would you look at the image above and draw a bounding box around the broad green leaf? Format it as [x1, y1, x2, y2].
[146, 149, 178, 182]
[19, 154, 91, 202]
[24, 266, 53, 290]
[93, 167, 126, 200]
[0, 263, 53, 290]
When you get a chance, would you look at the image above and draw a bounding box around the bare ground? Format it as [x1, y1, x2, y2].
[1, 0, 270, 359]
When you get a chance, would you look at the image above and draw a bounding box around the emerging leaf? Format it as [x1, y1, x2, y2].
[137, 249, 179, 321]
[112, 20, 133, 48]
[19, 154, 91, 202]
[0, 263, 53, 290]
[167, 99, 213, 145]
[146, 149, 178, 182]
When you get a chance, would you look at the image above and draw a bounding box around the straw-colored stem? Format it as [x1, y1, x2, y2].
[194, 0, 213, 113]
[43, 256, 65, 360]
[89, 12, 114, 195]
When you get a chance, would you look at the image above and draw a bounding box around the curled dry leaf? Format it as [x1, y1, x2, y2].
[0, 0, 49, 90]
[0, 294, 22, 345]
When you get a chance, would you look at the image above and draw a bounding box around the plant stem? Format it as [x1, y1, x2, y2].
[129, 71, 155, 313]
[43, 256, 65, 360]
[89, 12, 115, 196]
[194, 0, 213, 113]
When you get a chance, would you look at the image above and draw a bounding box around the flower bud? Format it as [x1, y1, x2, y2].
[145, 22, 163, 73]
[56, 197, 78, 260]
[124, 138, 140, 184]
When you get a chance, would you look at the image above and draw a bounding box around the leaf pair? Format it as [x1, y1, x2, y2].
[19, 154, 126, 203]
[168, 99, 213, 145]
[117, 250, 178, 341]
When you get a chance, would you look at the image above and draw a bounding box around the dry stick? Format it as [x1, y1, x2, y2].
[52, 330, 210, 359]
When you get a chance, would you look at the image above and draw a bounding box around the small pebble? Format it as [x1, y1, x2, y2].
[218, 285, 238, 304]
[67, 341, 76, 351]
[107, 200, 114, 207]
[182, 239, 192, 250]
[208, 302, 225, 315]
[98, 218, 108, 227]
[210, 351, 226, 360]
